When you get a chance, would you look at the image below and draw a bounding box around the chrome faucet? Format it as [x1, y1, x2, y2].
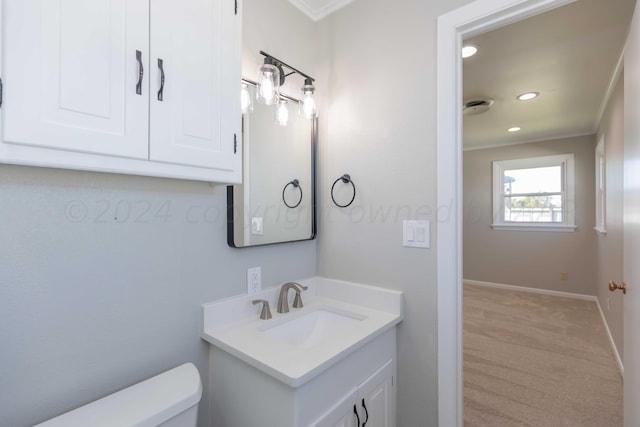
[277, 282, 308, 313]
[252, 299, 272, 320]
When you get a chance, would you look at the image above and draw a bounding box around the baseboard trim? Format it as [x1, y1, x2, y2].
[463, 279, 594, 300]
[463, 279, 624, 376]
[594, 298, 624, 376]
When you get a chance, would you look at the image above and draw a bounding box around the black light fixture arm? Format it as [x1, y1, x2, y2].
[260, 50, 315, 83]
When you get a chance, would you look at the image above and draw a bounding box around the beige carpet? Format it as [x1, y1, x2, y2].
[464, 284, 623, 427]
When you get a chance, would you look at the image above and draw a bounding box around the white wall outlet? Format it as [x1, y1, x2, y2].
[247, 267, 261, 294]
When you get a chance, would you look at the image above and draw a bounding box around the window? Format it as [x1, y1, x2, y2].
[492, 154, 576, 232]
[595, 137, 606, 233]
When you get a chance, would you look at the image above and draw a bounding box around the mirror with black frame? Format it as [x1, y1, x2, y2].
[227, 79, 316, 247]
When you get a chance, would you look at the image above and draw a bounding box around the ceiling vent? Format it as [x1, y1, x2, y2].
[463, 97, 494, 115]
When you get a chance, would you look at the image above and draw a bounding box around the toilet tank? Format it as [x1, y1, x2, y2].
[35, 363, 202, 427]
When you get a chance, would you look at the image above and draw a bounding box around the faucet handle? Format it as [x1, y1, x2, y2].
[252, 299, 272, 320]
[292, 285, 308, 308]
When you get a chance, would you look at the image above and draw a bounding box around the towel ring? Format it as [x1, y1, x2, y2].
[331, 174, 356, 208]
[282, 179, 303, 208]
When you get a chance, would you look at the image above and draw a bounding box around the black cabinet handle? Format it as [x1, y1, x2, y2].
[135, 50, 143, 95]
[362, 398, 369, 426]
[353, 404, 361, 427]
[157, 58, 165, 101]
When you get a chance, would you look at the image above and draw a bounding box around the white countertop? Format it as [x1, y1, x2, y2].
[201, 276, 403, 388]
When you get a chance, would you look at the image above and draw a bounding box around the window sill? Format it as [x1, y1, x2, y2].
[491, 223, 577, 232]
[594, 226, 607, 235]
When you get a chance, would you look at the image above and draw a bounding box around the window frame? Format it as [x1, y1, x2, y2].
[594, 137, 607, 234]
[491, 153, 576, 232]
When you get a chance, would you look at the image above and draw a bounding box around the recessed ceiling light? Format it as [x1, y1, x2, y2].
[517, 92, 539, 101]
[462, 44, 478, 58]
[508, 127, 522, 132]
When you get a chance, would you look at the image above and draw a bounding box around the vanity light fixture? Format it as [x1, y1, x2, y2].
[517, 91, 539, 101]
[508, 126, 522, 132]
[256, 56, 281, 105]
[255, 51, 317, 119]
[300, 78, 317, 119]
[276, 98, 290, 126]
[462, 44, 478, 58]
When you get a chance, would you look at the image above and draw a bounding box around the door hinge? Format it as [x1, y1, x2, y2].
[234, 133, 237, 154]
[0, 77, 3, 109]
[234, 0, 238, 15]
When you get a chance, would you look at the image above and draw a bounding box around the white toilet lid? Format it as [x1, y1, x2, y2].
[34, 363, 202, 427]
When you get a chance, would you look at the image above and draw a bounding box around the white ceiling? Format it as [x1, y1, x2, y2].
[463, 0, 636, 149]
[287, 0, 355, 21]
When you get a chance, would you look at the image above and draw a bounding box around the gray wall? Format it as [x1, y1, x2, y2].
[0, 1, 317, 426]
[463, 135, 598, 295]
[595, 73, 625, 360]
[0, 166, 315, 427]
[315, 0, 474, 426]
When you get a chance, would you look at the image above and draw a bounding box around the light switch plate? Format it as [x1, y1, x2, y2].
[403, 220, 430, 248]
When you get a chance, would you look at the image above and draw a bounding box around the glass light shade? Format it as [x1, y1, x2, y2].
[300, 80, 317, 119]
[256, 62, 280, 105]
[276, 99, 289, 126]
[240, 83, 253, 114]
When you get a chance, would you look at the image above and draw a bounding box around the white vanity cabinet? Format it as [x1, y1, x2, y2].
[0, 0, 242, 183]
[310, 358, 395, 427]
[202, 277, 403, 427]
[209, 328, 397, 427]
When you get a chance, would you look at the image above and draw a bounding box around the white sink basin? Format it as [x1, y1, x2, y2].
[201, 276, 404, 387]
[261, 308, 366, 349]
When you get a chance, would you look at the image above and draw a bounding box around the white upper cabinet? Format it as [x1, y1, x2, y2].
[0, 0, 242, 183]
[150, 0, 240, 171]
[3, 0, 149, 158]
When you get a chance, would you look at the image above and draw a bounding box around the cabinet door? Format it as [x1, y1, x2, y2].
[309, 388, 359, 427]
[149, 0, 241, 172]
[358, 359, 395, 427]
[3, 0, 149, 158]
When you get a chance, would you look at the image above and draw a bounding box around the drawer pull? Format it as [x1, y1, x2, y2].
[353, 404, 361, 427]
[135, 50, 144, 95]
[362, 398, 369, 426]
[157, 58, 165, 101]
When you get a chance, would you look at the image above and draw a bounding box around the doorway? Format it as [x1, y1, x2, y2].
[436, 0, 633, 425]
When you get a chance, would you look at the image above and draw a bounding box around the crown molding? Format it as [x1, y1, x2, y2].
[288, 0, 355, 21]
